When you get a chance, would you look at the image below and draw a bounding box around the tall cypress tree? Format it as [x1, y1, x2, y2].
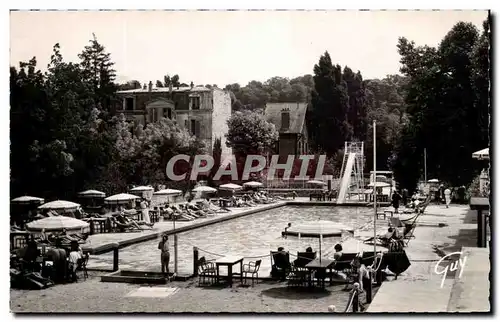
[309, 52, 350, 156]
[78, 34, 117, 115]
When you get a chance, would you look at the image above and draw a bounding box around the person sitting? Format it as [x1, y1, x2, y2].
[46, 238, 67, 283]
[333, 244, 343, 260]
[364, 227, 401, 246]
[115, 213, 153, 230]
[272, 247, 291, 280]
[23, 240, 41, 272]
[68, 241, 82, 282]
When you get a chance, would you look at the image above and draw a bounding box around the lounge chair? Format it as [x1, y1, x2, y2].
[69, 232, 89, 242]
[111, 218, 144, 232]
[270, 251, 291, 280]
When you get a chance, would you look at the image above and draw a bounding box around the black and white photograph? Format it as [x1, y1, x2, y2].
[7, 7, 492, 314]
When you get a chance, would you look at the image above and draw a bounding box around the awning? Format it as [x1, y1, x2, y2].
[472, 148, 489, 160]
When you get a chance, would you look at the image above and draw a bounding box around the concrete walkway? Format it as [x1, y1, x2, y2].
[447, 247, 491, 312]
[367, 205, 490, 313]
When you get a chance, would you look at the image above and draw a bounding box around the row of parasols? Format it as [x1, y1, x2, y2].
[9, 182, 265, 233]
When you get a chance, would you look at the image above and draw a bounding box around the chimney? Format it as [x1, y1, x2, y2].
[148, 81, 153, 92]
[190, 81, 194, 89]
[281, 108, 290, 131]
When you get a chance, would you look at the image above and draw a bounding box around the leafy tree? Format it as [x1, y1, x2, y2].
[118, 80, 141, 90]
[156, 80, 164, 88]
[226, 111, 278, 156]
[393, 21, 489, 190]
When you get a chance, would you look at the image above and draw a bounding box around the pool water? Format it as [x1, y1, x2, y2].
[88, 206, 375, 275]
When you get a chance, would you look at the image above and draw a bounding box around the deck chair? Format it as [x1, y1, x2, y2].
[270, 251, 291, 280]
[332, 253, 358, 286]
[294, 251, 316, 268]
[111, 218, 143, 232]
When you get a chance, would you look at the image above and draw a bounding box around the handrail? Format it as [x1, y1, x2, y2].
[343, 283, 361, 313]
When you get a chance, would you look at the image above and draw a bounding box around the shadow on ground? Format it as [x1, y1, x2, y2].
[462, 210, 478, 224]
[261, 286, 335, 300]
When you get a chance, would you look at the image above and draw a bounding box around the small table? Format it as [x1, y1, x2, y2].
[215, 256, 244, 287]
[305, 259, 335, 288]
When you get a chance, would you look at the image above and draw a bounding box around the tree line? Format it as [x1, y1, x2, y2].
[10, 18, 489, 199]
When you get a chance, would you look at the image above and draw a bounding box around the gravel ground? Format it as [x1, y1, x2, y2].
[10, 272, 373, 313]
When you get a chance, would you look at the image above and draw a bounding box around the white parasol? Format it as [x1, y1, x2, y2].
[219, 183, 243, 191]
[242, 181, 264, 188]
[427, 179, 440, 183]
[78, 190, 106, 198]
[154, 189, 182, 195]
[129, 186, 154, 192]
[104, 193, 140, 204]
[192, 186, 217, 193]
[38, 200, 80, 211]
[11, 196, 45, 205]
[284, 221, 354, 264]
[26, 216, 89, 232]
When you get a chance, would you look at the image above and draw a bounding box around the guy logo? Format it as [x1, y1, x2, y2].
[434, 251, 467, 289]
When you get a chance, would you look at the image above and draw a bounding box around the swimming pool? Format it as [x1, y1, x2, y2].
[88, 205, 375, 275]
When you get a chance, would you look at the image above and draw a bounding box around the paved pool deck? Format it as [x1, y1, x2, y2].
[10, 273, 371, 313]
[366, 204, 491, 313]
[10, 201, 490, 313]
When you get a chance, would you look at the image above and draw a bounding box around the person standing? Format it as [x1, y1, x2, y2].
[158, 235, 170, 279]
[391, 190, 402, 213]
[402, 189, 408, 206]
[439, 184, 445, 204]
[444, 187, 451, 208]
[141, 199, 151, 224]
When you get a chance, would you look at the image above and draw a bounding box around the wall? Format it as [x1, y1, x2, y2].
[211, 89, 233, 161]
[278, 133, 298, 159]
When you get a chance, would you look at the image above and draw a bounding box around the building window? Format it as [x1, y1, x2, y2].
[190, 119, 196, 135]
[125, 97, 134, 111]
[191, 97, 201, 110]
[163, 108, 172, 119]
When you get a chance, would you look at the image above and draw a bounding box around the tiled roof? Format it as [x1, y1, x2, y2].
[264, 102, 308, 134]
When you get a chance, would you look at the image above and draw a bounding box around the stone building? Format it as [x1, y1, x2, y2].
[115, 82, 232, 158]
[264, 102, 309, 158]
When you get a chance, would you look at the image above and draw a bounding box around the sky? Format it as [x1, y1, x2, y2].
[10, 10, 488, 87]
